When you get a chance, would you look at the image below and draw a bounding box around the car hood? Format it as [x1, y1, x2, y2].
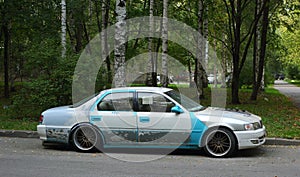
[195, 107, 261, 123]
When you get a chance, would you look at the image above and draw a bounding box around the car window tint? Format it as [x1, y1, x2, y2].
[137, 92, 175, 112]
[97, 92, 134, 111]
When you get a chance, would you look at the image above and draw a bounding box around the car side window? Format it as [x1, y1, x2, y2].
[97, 92, 134, 111]
[137, 92, 175, 112]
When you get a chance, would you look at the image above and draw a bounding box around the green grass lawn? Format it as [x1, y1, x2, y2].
[1, 85, 300, 139]
[226, 88, 300, 139]
[287, 79, 300, 87]
[0, 96, 38, 131]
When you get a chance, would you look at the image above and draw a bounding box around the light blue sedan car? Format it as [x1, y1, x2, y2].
[37, 87, 266, 157]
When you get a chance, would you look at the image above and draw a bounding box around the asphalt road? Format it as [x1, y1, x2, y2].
[274, 80, 300, 108]
[0, 137, 299, 177]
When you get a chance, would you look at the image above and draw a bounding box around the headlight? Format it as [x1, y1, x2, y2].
[244, 122, 261, 130]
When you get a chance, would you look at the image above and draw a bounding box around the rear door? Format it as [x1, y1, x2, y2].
[89, 91, 138, 145]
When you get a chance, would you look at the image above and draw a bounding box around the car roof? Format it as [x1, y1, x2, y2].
[105, 87, 173, 93]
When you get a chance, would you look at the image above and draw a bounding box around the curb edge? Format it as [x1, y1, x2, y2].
[0, 130, 39, 138]
[1, 130, 300, 146]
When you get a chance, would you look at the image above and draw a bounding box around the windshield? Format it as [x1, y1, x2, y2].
[165, 90, 205, 112]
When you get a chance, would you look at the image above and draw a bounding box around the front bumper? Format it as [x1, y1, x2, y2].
[234, 125, 266, 150]
[37, 124, 47, 141]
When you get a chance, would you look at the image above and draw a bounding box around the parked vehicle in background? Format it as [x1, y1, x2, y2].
[275, 73, 285, 80]
[207, 74, 215, 84]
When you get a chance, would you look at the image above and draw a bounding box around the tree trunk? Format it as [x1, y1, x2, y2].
[114, 0, 126, 88]
[194, 0, 204, 99]
[102, 0, 112, 84]
[75, 22, 83, 53]
[188, 57, 193, 87]
[3, 24, 9, 98]
[153, 37, 161, 86]
[61, 0, 67, 58]
[251, 0, 269, 100]
[203, 3, 209, 88]
[146, 0, 155, 86]
[161, 0, 168, 87]
[221, 33, 227, 88]
[252, 0, 260, 98]
[83, 22, 91, 53]
[230, 0, 242, 104]
[223, 0, 267, 104]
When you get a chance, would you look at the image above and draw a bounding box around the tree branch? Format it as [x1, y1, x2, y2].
[208, 31, 232, 55]
[240, 0, 267, 43]
[223, 0, 234, 53]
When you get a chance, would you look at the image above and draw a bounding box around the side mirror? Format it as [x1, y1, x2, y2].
[171, 105, 184, 114]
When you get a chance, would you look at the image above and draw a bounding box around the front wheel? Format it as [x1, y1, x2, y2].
[71, 125, 102, 152]
[202, 128, 237, 157]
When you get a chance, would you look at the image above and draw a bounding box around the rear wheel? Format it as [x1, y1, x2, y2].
[71, 125, 102, 152]
[203, 128, 236, 157]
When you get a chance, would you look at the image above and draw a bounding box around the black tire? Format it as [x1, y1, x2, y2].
[202, 128, 237, 157]
[71, 125, 102, 152]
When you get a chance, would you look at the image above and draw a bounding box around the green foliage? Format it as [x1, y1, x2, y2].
[10, 56, 77, 118]
[287, 79, 300, 87]
[285, 65, 300, 80]
[264, 70, 275, 86]
[0, 0, 299, 139]
[239, 58, 253, 89]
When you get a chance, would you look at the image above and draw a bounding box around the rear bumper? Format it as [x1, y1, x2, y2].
[234, 126, 266, 150]
[37, 124, 47, 141]
[37, 125, 71, 143]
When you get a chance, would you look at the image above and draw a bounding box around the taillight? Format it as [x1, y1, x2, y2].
[39, 115, 44, 124]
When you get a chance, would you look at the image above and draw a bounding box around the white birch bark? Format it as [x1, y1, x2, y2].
[255, 0, 261, 85]
[61, 0, 67, 58]
[161, 0, 168, 87]
[101, 0, 107, 63]
[254, 0, 265, 90]
[203, 3, 209, 88]
[204, 4, 209, 69]
[114, 0, 126, 87]
[102, 0, 108, 66]
[146, 0, 154, 86]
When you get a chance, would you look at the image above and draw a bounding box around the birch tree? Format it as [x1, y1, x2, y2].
[146, 0, 156, 86]
[114, 0, 126, 87]
[161, 0, 168, 87]
[61, 0, 67, 58]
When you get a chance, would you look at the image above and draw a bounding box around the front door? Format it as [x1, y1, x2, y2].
[136, 92, 191, 147]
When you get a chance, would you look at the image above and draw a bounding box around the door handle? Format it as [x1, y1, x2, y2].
[90, 115, 102, 122]
[139, 116, 150, 123]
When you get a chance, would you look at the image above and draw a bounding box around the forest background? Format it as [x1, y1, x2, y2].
[0, 0, 300, 138]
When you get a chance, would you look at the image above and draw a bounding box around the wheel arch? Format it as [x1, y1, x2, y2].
[200, 125, 238, 148]
[69, 122, 105, 145]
